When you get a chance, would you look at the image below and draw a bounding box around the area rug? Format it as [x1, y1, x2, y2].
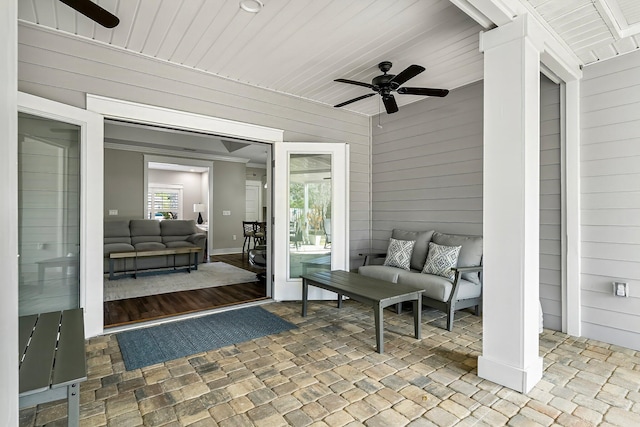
[116, 306, 296, 370]
[104, 262, 258, 301]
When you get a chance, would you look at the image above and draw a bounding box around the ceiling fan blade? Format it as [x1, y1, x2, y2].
[390, 65, 425, 87]
[397, 87, 449, 97]
[382, 95, 399, 114]
[59, 0, 120, 28]
[334, 93, 376, 108]
[334, 79, 375, 90]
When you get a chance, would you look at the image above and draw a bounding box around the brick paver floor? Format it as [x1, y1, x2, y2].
[19, 301, 640, 426]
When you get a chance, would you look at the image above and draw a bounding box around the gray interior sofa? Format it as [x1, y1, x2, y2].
[359, 229, 483, 331]
[104, 219, 207, 274]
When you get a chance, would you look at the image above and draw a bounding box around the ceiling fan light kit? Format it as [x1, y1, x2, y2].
[334, 61, 449, 114]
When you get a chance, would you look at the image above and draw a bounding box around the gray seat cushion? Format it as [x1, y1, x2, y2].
[104, 242, 134, 256]
[391, 229, 435, 271]
[164, 241, 198, 249]
[431, 232, 483, 285]
[134, 242, 166, 251]
[396, 271, 481, 302]
[358, 265, 400, 283]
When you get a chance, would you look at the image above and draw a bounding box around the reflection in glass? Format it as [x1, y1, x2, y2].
[18, 113, 80, 315]
[289, 153, 332, 279]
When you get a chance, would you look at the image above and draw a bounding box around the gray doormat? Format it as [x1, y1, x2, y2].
[116, 306, 296, 370]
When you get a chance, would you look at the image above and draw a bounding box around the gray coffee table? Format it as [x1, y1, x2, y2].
[301, 270, 424, 353]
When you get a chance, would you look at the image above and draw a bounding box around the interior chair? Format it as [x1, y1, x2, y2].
[242, 221, 256, 255]
[253, 221, 266, 247]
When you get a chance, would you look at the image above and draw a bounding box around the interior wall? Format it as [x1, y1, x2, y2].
[580, 49, 640, 350]
[104, 149, 144, 221]
[212, 162, 246, 252]
[148, 169, 204, 222]
[18, 23, 371, 268]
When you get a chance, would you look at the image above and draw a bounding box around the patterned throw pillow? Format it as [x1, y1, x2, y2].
[422, 242, 462, 281]
[383, 238, 416, 270]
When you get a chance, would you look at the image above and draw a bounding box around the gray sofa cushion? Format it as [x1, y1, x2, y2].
[130, 219, 162, 244]
[357, 265, 401, 284]
[104, 242, 134, 256]
[161, 220, 197, 236]
[134, 242, 166, 251]
[396, 271, 481, 302]
[392, 229, 434, 270]
[104, 221, 131, 244]
[431, 232, 483, 285]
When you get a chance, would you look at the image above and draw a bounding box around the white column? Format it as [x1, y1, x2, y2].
[478, 15, 544, 393]
[0, 1, 19, 424]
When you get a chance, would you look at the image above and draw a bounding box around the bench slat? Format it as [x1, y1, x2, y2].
[52, 309, 87, 388]
[18, 315, 38, 362]
[19, 311, 61, 395]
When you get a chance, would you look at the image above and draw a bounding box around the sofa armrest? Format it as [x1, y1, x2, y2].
[187, 233, 206, 246]
[359, 252, 387, 266]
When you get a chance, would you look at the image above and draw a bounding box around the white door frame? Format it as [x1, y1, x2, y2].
[86, 94, 283, 321]
[273, 142, 349, 301]
[18, 92, 104, 338]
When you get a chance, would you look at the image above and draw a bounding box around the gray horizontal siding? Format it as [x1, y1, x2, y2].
[370, 81, 484, 253]
[539, 76, 562, 331]
[18, 23, 371, 268]
[580, 49, 640, 351]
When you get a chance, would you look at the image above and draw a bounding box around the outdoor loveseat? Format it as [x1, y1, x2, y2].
[104, 219, 206, 275]
[359, 229, 483, 331]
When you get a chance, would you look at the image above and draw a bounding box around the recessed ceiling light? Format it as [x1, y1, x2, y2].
[239, 0, 263, 13]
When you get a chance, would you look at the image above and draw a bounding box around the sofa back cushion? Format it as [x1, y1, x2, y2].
[104, 220, 131, 244]
[161, 220, 198, 243]
[431, 232, 483, 285]
[129, 219, 162, 244]
[392, 229, 435, 271]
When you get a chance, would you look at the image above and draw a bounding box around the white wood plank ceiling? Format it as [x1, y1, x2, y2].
[17, 0, 640, 115]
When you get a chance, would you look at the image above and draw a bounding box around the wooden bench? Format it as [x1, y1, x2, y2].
[19, 309, 87, 427]
[108, 247, 202, 280]
[301, 270, 424, 354]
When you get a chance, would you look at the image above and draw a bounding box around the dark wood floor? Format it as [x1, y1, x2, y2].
[104, 253, 268, 328]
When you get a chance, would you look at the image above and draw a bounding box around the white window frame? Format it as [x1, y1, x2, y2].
[147, 183, 184, 220]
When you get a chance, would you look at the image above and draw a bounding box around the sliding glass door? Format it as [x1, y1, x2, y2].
[18, 92, 104, 337]
[18, 113, 81, 314]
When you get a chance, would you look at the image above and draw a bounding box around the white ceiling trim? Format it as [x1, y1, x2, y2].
[454, 0, 582, 80]
[594, 0, 640, 39]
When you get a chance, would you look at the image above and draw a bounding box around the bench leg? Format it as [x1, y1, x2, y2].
[67, 382, 80, 427]
[374, 303, 384, 354]
[301, 280, 308, 317]
[337, 293, 343, 309]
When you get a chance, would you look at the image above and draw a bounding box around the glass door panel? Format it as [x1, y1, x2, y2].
[289, 153, 332, 278]
[18, 112, 80, 315]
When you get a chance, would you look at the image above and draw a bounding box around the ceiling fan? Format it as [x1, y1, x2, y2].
[333, 61, 449, 114]
[58, 0, 120, 28]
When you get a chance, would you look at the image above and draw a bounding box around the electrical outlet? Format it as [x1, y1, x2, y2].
[613, 282, 629, 297]
[232, 235, 237, 240]
[222, 210, 231, 216]
[109, 209, 118, 216]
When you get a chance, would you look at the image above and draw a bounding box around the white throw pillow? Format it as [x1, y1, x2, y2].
[422, 242, 462, 281]
[383, 238, 416, 271]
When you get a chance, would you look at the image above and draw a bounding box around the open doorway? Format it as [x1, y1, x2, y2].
[102, 120, 273, 327]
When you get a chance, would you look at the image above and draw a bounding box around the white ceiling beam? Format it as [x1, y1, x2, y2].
[451, 0, 582, 81]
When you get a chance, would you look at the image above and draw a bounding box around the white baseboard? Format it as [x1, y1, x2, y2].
[210, 248, 244, 255]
